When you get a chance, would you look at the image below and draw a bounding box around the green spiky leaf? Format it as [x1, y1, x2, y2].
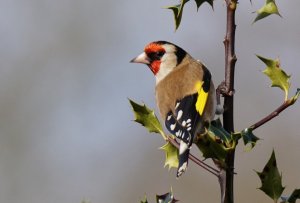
[141, 196, 148, 203]
[195, 126, 231, 165]
[256, 150, 285, 202]
[281, 189, 300, 203]
[166, 0, 189, 30]
[156, 189, 178, 203]
[209, 119, 232, 145]
[166, 0, 213, 30]
[241, 128, 260, 151]
[160, 142, 179, 170]
[195, 0, 214, 10]
[257, 55, 291, 100]
[129, 99, 166, 140]
[253, 0, 281, 23]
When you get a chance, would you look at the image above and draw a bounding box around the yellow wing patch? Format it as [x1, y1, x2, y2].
[195, 81, 208, 115]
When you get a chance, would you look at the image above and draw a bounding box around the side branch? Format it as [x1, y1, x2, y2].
[250, 98, 298, 130]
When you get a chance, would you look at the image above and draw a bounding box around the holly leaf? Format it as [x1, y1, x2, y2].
[194, 119, 238, 166]
[141, 196, 148, 203]
[240, 128, 260, 151]
[257, 55, 291, 100]
[160, 141, 179, 170]
[281, 189, 300, 203]
[256, 150, 285, 202]
[209, 119, 232, 145]
[156, 189, 178, 203]
[166, 0, 213, 30]
[166, 0, 189, 30]
[253, 0, 281, 23]
[195, 0, 214, 10]
[195, 128, 230, 165]
[129, 99, 167, 140]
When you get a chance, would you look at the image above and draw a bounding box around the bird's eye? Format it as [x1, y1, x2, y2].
[156, 51, 164, 58]
[147, 51, 165, 61]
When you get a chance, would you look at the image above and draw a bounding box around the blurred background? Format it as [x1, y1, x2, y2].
[0, 0, 299, 202]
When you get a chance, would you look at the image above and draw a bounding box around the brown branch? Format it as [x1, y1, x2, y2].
[167, 137, 220, 177]
[250, 98, 297, 130]
[221, 0, 238, 203]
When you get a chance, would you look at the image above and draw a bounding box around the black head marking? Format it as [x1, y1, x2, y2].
[153, 41, 187, 65]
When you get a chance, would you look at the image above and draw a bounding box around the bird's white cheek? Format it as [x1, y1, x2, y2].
[155, 64, 172, 84]
[155, 54, 177, 84]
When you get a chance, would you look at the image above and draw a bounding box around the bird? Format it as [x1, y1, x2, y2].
[131, 41, 217, 177]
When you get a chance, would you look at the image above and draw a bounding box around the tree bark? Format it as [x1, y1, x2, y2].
[221, 1, 237, 203]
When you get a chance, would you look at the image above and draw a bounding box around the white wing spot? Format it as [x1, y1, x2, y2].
[187, 127, 191, 131]
[170, 123, 176, 131]
[187, 119, 191, 123]
[167, 115, 172, 121]
[182, 121, 186, 127]
[181, 132, 185, 139]
[177, 110, 183, 120]
[175, 102, 180, 109]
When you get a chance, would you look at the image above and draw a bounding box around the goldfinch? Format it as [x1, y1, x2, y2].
[131, 41, 216, 177]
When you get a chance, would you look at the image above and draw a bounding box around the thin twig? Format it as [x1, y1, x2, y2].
[250, 98, 296, 130]
[167, 137, 220, 177]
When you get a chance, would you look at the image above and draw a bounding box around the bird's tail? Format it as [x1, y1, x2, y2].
[176, 141, 190, 177]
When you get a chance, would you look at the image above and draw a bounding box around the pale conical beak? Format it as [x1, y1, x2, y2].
[130, 52, 150, 64]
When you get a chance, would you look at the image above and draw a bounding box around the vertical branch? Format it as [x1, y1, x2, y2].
[221, 0, 237, 203]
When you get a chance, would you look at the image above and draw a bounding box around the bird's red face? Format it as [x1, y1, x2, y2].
[131, 41, 186, 83]
[144, 43, 166, 75]
[130, 42, 166, 75]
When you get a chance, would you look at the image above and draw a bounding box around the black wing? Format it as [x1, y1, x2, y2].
[165, 93, 201, 146]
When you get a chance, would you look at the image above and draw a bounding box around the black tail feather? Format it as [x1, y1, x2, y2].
[176, 148, 190, 177]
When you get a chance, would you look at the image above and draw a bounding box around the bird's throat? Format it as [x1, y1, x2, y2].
[149, 61, 161, 75]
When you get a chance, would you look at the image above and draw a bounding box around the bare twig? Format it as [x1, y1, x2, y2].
[250, 97, 298, 130]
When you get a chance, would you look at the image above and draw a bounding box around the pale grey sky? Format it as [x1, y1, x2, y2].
[0, 1, 299, 203]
